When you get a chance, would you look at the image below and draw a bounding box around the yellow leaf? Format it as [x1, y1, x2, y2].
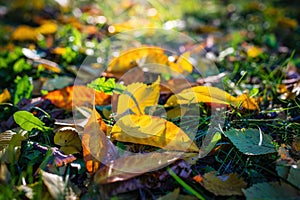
[247, 46, 262, 58]
[168, 51, 193, 74]
[111, 114, 199, 152]
[165, 86, 259, 110]
[36, 22, 57, 35]
[107, 46, 192, 75]
[0, 89, 11, 103]
[108, 46, 168, 73]
[202, 171, 247, 196]
[12, 25, 38, 41]
[117, 77, 160, 115]
[54, 127, 82, 154]
[94, 151, 181, 184]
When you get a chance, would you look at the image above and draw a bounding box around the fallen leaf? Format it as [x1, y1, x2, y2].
[13, 111, 45, 131]
[247, 46, 262, 58]
[111, 114, 199, 152]
[108, 46, 167, 73]
[94, 151, 181, 184]
[32, 142, 76, 167]
[35, 22, 57, 35]
[54, 127, 82, 154]
[44, 85, 111, 110]
[0, 89, 11, 103]
[222, 128, 276, 155]
[82, 108, 118, 173]
[12, 25, 37, 41]
[117, 77, 160, 116]
[242, 181, 300, 199]
[202, 171, 247, 196]
[165, 86, 259, 110]
[41, 170, 76, 199]
[157, 188, 180, 200]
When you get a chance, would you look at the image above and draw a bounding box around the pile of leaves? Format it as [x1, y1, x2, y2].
[0, 0, 300, 199]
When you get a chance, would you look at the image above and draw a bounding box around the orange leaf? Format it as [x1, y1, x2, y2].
[0, 89, 11, 103]
[44, 85, 110, 110]
[82, 108, 118, 174]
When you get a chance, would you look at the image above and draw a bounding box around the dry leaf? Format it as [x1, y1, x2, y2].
[0, 89, 11, 103]
[111, 114, 199, 152]
[166, 86, 259, 110]
[82, 108, 118, 174]
[54, 127, 82, 154]
[44, 85, 110, 110]
[202, 171, 247, 196]
[117, 77, 160, 115]
[94, 151, 181, 184]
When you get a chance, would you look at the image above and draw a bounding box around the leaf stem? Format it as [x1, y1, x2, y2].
[167, 167, 205, 200]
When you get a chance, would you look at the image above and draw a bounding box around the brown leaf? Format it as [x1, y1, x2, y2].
[94, 152, 181, 184]
[201, 171, 247, 196]
[82, 108, 118, 174]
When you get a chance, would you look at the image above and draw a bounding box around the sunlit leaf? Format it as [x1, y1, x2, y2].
[13, 111, 45, 131]
[12, 25, 37, 41]
[202, 171, 247, 196]
[0, 89, 11, 103]
[88, 77, 126, 95]
[14, 75, 33, 105]
[247, 46, 263, 58]
[35, 21, 58, 35]
[82, 107, 118, 174]
[94, 151, 181, 184]
[111, 114, 199, 152]
[54, 127, 82, 155]
[166, 86, 259, 110]
[117, 77, 160, 115]
[44, 85, 110, 110]
[242, 182, 300, 199]
[108, 46, 168, 73]
[222, 128, 276, 155]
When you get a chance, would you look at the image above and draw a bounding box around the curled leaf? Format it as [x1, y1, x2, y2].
[166, 86, 259, 110]
[54, 127, 82, 155]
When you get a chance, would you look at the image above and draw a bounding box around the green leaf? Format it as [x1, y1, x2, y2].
[13, 111, 45, 131]
[222, 128, 276, 155]
[87, 77, 126, 95]
[13, 58, 32, 73]
[242, 182, 300, 199]
[287, 163, 300, 189]
[14, 75, 33, 105]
